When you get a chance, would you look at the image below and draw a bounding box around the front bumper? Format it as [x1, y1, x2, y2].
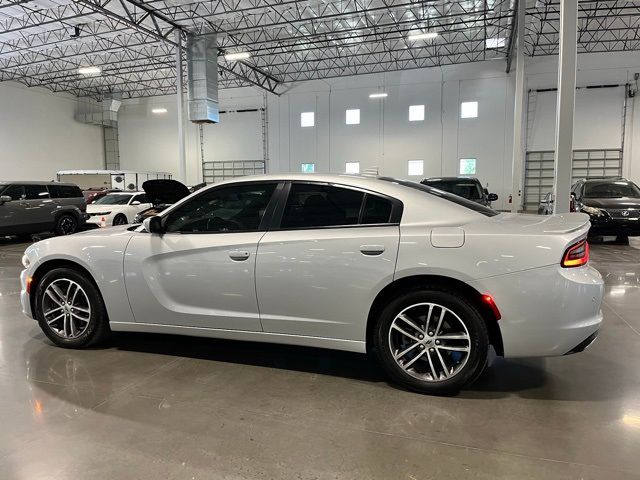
[469, 264, 604, 358]
[588, 218, 640, 237]
[20, 268, 34, 319]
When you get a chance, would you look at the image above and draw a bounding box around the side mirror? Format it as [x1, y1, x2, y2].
[488, 193, 498, 201]
[131, 201, 141, 206]
[483, 188, 489, 195]
[0, 195, 11, 205]
[143, 216, 164, 234]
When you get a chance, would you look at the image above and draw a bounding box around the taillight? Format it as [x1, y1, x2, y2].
[561, 239, 589, 268]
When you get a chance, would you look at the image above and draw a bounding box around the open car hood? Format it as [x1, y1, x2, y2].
[142, 179, 190, 206]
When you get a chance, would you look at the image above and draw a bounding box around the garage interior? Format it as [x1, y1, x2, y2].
[1, 0, 640, 478]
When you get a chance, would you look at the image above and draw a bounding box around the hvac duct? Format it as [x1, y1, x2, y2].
[187, 33, 220, 124]
[75, 96, 121, 127]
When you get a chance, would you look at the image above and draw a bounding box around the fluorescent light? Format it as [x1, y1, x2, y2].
[224, 52, 251, 61]
[151, 108, 168, 114]
[369, 93, 388, 98]
[408, 31, 439, 41]
[77, 66, 101, 75]
[486, 37, 506, 48]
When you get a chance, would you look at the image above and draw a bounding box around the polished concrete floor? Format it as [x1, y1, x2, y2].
[1, 237, 639, 479]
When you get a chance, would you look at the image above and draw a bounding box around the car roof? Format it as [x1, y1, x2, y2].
[0, 181, 79, 187]
[103, 191, 142, 195]
[423, 177, 480, 182]
[579, 177, 629, 183]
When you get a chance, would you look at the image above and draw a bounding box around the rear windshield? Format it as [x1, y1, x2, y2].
[423, 179, 483, 200]
[380, 177, 499, 217]
[583, 181, 640, 199]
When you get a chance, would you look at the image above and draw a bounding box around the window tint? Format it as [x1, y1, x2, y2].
[281, 184, 364, 229]
[424, 180, 483, 200]
[164, 183, 276, 233]
[49, 184, 82, 199]
[24, 184, 50, 200]
[132, 194, 148, 203]
[584, 181, 640, 198]
[1, 185, 25, 201]
[362, 194, 393, 224]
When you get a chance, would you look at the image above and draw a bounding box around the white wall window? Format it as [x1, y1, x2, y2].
[345, 162, 360, 174]
[459, 158, 477, 175]
[407, 160, 424, 176]
[409, 105, 425, 122]
[460, 101, 478, 118]
[345, 109, 360, 125]
[300, 111, 315, 127]
[301, 163, 315, 173]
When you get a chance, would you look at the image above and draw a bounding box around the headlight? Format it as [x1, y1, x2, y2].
[93, 211, 112, 216]
[21, 254, 30, 268]
[581, 205, 605, 217]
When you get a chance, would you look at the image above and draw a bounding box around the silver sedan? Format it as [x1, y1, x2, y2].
[19, 174, 603, 394]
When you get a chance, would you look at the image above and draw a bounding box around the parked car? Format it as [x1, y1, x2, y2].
[571, 177, 640, 242]
[0, 181, 86, 237]
[83, 188, 122, 204]
[538, 192, 554, 215]
[20, 175, 603, 395]
[86, 192, 152, 227]
[421, 177, 498, 207]
[133, 179, 191, 224]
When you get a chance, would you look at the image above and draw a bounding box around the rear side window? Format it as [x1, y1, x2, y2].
[362, 194, 393, 224]
[281, 184, 364, 229]
[49, 185, 82, 198]
[25, 184, 50, 200]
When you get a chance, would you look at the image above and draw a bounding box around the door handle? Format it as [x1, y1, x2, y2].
[360, 245, 385, 256]
[229, 250, 251, 261]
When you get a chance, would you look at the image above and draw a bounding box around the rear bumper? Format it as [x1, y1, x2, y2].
[469, 264, 604, 358]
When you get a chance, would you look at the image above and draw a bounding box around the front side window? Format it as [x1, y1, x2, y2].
[281, 184, 364, 229]
[1, 185, 25, 201]
[94, 194, 133, 205]
[424, 180, 483, 200]
[164, 183, 277, 233]
[132, 194, 148, 204]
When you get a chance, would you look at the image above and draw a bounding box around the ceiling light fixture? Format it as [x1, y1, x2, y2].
[408, 31, 439, 41]
[369, 93, 388, 98]
[77, 66, 101, 75]
[224, 52, 251, 61]
[486, 37, 506, 48]
[151, 108, 168, 114]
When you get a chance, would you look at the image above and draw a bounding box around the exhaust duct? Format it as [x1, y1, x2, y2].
[187, 33, 219, 124]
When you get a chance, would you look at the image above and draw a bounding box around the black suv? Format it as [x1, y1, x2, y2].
[0, 181, 86, 237]
[421, 177, 498, 207]
[572, 177, 640, 241]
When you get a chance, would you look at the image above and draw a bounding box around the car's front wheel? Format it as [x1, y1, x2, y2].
[113, 214, 127, 226]
[374, 289, 489, 395]
[34, 268, 110, 348]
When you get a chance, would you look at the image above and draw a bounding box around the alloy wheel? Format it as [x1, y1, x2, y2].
[42, 279, 92, 339]
[388, 302, 471, 382]
[58, 216, 76, 235]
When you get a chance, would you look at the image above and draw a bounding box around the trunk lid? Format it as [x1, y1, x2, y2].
[466, 212, 590, 235]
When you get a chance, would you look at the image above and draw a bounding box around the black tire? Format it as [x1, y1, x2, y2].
[374, 288, 489, 395]
[34, 267, 110, 348]
[615, 235, 629, 245]
[113, 214, 128, 226]
[54, 214, 78, 236]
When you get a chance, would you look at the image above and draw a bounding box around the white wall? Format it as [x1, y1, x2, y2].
[0, 82, 104, 181]
[116, 50, 640, 211]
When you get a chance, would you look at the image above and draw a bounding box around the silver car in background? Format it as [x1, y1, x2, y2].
[19, 174, 603, 394]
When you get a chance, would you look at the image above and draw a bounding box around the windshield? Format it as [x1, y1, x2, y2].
[423, 179, 483, 200]
[94, 194, 133, 205]
[583, 181, 640, 199]
[380, 178, 499, 217]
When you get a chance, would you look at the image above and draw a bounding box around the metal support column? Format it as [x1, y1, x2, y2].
[510, 0, 526, 213]
[176, 31, 187, 183]
[552, 0, 579, 213]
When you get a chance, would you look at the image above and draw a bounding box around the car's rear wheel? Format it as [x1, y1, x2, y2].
[374, 289, 489, 395]
[54, 214, 77, 235]
[113, 214, 127, 226]
[34, 268, 110, 348]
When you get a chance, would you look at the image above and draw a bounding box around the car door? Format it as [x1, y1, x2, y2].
[0, 185, 26, 233]
[124, 182, 281, 330]
[23, 184, 55, 228]
[255, 182, 401, 342]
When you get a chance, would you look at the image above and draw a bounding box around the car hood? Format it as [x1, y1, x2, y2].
[87, 203, 124, 213]
[582, 197, 640, 209]
[142, 179, 190, 206]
